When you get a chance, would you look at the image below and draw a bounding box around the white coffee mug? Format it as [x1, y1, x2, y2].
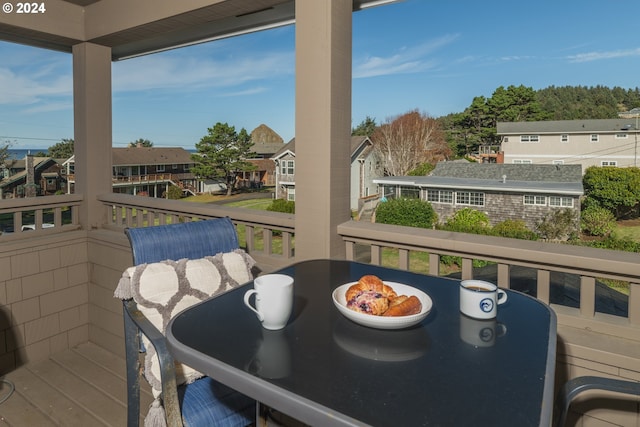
[459, 280, 507, 320]
[243, 274, 294, 330]
[459, 314, 507, 348]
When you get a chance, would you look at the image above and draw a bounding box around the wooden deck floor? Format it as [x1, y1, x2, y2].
[0, 342, 153, 426]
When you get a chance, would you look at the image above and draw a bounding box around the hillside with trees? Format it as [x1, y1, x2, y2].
[439, 85, 640, 157]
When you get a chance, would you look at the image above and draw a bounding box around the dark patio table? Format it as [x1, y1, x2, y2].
[166, 259, 557, 427]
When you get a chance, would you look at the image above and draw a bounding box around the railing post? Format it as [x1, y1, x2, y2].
[537, 270, 550, 304]
[629, 282, 639, 326]
[580, 276, 597, 318]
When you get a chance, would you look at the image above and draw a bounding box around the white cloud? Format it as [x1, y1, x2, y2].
[0, 67, 72, 105]
[353, 34, 460, 78]
[567, 47, 640, 63]
[112, 49, 294, 92]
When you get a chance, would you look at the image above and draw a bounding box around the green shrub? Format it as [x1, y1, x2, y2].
[375, 198, 437, 228]
[581, 205, 616, 237]
[535, 208, 578, 241]
[165, 185, 183, 200]
[442, 208, 491, 234]
[267, 199, 295, 214]
[582, 236, 640, 252]
[492, 219, 538, 240]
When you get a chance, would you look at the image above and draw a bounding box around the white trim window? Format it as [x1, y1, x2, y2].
[427, 189, 453, 204]
[520, 135, 539, 143]
[590, 134, 599, 142]
[281, 160, 295, 175]
[157, 164, 166, 172]
[615, 133, 628, 139]
[524, 195, 546, 206]
[549, 196, 573, 207]
[287, 187, 295, 201]
[513, 159, 532, 164]
[552, 160, 564, 165]
[456, 191, 484, 206]
[601, 161, 618, 166]
[561, 134, 569, 143]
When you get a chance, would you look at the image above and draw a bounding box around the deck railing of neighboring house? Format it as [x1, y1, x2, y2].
[0, 194, 82, 239]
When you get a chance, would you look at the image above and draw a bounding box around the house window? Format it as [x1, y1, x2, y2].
[157, 164, 166, 172]
[399, 186, 420, 199]
[552, 160, 564, 165]
[561, 134, 569, 142]
[513, 159, 532, 164]
[184, 164, 191, 171]
[601, 161, 617, 166]
[590, 134, 599, 142]
[427, 189, 453, 204]
[524, 195, 546, 205]
[172, 164, 178, 170]
[520, 135, 539, 143]
[549, 196, 573, 207]
[615, 133, 628, 139]
[281, 160, 294, 175]
[287, 187, 295, 201]
[456, 191, 484, 206]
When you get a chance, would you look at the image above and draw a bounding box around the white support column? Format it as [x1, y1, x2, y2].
[294, 0, 352, 260]
[73, 43, 112, 230]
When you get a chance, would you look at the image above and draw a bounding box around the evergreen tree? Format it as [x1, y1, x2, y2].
[191, 123, 256, 196]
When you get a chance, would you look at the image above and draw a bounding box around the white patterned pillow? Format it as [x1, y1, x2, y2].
[115, 249, 255, 397]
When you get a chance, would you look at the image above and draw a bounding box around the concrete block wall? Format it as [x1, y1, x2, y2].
[0, 231, 90, 374]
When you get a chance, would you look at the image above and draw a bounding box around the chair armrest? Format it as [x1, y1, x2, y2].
[124, 300, 183, 427]
[554, 376, 640, 427]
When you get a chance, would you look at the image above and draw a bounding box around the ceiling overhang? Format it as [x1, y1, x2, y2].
[0, 0, 399, 60]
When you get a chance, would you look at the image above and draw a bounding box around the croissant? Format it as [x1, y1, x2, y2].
[383, 295, 422, 317]
[345, 275, 397, 302]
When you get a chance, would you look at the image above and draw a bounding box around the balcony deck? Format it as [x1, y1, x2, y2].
[0, 193, 638, 426]
[0, 342, 152, 426]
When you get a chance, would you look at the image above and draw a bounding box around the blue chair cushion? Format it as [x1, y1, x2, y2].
[179, 376, 256, 427]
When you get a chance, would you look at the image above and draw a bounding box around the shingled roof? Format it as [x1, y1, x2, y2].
[497, 118, 639, 134]
[112, 147, 194, 166]
[430, 163, 583, 182]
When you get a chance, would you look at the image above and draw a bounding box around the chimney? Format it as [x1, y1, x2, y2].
[24, 155, 37, 197]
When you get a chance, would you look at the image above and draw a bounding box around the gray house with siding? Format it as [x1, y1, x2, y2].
[374, 163, 583, 230]
[272, 136, 382, 211]
[497, 118, 640, 169]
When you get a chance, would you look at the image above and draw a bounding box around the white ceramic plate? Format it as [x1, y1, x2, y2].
[332, 281, 432, 330]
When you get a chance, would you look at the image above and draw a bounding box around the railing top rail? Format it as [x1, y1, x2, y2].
[99, 193, 295, 230]
[338, 220, 640, 283]
[0, 194, 83, 210]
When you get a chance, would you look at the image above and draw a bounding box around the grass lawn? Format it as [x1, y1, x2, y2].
[613, 220, 640, 241]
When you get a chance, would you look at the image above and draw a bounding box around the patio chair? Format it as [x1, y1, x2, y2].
[554, 376, 640, 427]
[122, 217, 256, 427]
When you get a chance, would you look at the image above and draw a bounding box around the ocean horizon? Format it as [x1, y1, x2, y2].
[6, 148, 47, 160]
[6, 147, 197, 160]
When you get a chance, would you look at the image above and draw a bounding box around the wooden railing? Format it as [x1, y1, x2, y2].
[0, 194, 82, 239]
[98, 193, 295, 269]
[338, 220, 640, 341]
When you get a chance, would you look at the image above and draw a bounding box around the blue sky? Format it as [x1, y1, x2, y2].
[1, 0, 639, 150]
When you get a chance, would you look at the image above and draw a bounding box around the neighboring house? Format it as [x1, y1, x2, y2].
[65, 146, 198, 197]
[497, 118, 640, 170]
[0, 156, 66, 199]
[238, 124, 286, 188]
[374, 163, 583, 230]
[272, 136, 382, 210]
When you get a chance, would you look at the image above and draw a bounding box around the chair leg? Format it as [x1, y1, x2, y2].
[124, 307, 141, 427]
